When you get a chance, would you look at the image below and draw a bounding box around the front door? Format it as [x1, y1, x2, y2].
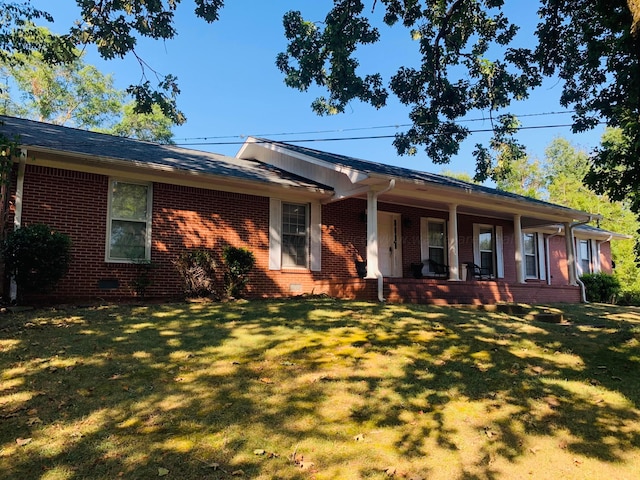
[377, 211, 402, 277]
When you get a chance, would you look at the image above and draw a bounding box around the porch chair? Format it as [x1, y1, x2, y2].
[426, 258, 450, 278]
[465, 262, 493, 280]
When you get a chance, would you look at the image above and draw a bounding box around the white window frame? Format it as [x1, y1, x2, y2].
[282, 202, 310, 269]
[420, 217, 447, 273]
[577, 238, 593, 276]
[473, 224, 504, 278]
[523, 232, 538, 279]
[105, 179, 153, 263]
[269, 198, 321, 271]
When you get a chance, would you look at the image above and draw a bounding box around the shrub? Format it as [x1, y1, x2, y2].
[174, 249, 218, 298]
[616, 289, 640, 306]
[2, 224, 71, 298]
[580, 272, 621, 304]
[129, 259, 156, 298]
[222, 246, 255, 298]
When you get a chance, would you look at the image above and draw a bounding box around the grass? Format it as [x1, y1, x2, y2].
[1, 299, 639, 479]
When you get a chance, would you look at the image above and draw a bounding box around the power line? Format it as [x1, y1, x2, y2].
[172, 110, 580, 143]
[174, 121, 604, 148]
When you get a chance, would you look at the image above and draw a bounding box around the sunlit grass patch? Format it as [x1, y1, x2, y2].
[1, 300, 640, 479]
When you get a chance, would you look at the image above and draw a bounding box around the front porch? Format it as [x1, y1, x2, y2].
[321, 277, 581, 305]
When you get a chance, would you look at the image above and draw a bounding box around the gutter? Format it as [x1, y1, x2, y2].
[372, 179, 396, 302]
[569, 216, 595, 303]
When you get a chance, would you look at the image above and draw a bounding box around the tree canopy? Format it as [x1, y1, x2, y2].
[1, 1, 639, 213]
[497, 135, 640, 291]
[0, 45, 175, 143]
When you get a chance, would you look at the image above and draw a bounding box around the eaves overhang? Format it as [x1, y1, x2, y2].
[17, 144, 333, 201]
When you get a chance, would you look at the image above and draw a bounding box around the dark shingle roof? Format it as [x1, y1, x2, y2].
[0, 116, 330, 191]
[253, 138, 589, 215]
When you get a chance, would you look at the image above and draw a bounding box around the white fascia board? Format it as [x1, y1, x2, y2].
[21, 146, 333, 202]
[240, 137, 370, 184]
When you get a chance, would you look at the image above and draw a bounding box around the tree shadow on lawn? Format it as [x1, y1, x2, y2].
[1, 300, 639, 479]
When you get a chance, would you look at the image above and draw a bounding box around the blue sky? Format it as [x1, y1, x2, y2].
[32, 1, 604, 178]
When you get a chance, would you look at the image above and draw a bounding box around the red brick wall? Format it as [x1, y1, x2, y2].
[599, 241, 613, 273]
[11, 164, 589, 304]
[548, 235, 569, 285]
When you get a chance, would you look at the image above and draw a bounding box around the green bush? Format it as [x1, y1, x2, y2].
[174, 249, 218, 298]
[616, 289, 640, 306]
[2, 224, 71, 298]
[580, 272, 621, 304]
[222, 246, 255, 298]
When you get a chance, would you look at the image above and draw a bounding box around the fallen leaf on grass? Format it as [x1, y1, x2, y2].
[298, 461, 315, 471]
[259, 377, 274, 384]
[16, 438, 32, 446]
[384, 466, 397, 476]
[27, 417, 43, 426]
[231, 470, 244, 476]
[158, 467, 169, 476]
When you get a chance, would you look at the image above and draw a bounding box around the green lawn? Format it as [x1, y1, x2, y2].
[1, 299, 639, 479]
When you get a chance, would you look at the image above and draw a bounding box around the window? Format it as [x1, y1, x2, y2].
[478, 226, 494, 274]
[578, 239, 592, 274]
[427, 221, 446, 265]
[473, 224, 504, 278]
[106, 180, 152, 262]
[269, 199, 321, 271]
[523, 233, 538, 278]
[421, 218, 447, 273]
[282, 203, 309, 268]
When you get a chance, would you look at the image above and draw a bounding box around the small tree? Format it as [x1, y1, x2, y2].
[222, 246, 255, 299]
[2, 224, 71, 300]
[174, 249, 218, 298]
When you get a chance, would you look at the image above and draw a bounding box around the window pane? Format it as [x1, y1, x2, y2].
[428, 222, 445, 247]
[112, 182, 148, 220]
[429, 247, 445, 265]
[525, 255, 537, 277]
[480, 251, 493, 272]
[523, 234, 536, 255]
[110, 220, 146, 259]
[479, 230, 493, 251]
[282, 203, 308, 268]
[282, 234, 307, 267]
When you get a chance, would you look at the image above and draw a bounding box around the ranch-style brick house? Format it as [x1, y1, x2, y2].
[0, 115, 625, 304]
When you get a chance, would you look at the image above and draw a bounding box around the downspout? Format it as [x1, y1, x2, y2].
[10, 149, 27, 303]
[370, 179, 396, 302]
[545, 226, 562, 286]
[568, 216, 595, 303]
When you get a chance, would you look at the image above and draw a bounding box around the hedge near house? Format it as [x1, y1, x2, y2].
[2, 224, 71, 300]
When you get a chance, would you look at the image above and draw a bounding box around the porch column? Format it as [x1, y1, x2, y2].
[514, 214, 525, 283]
[365, 190, 379, 279]
[564, 222, 578, 285]
[448, 203, 460, 280]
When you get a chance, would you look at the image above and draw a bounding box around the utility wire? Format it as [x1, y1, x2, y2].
[172, 110, 581, 143]
[175, 122, 605, 148]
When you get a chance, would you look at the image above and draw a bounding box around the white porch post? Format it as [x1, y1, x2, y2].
[365, 190, 379, 279]
[514, 214, 525, 283]
[448, 203, 460, 280]
[564, 222, 577, 285]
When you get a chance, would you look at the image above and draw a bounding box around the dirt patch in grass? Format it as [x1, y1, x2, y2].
[1, 300, 639, 479]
